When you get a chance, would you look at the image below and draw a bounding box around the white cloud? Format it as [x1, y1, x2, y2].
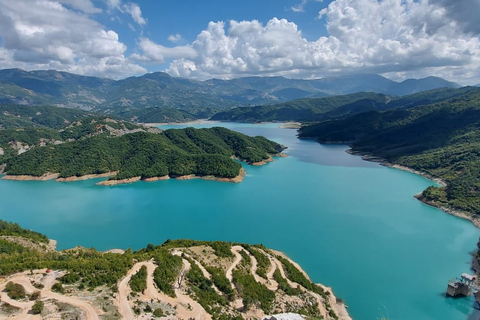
[166, 0, 480, 84]
[0, 0, 145, 79]
[105, 0, 146, 26]
[168, 34, 183, 43]
[59, 0, 102, 14]
[291, 0, 308, 12]
[131, 38, 197, 64]
[123, 2, 146, 26]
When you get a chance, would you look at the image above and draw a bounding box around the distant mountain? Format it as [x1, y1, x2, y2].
[0, 68, 460, 122]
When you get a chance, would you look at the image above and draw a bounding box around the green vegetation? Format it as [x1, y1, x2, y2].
[273, 269, 302, 296]
[211, 92, 390, 123]
[0, 103, 92, 129]
[31, 300, 44, 315]
[130, 265, 147, 293]
[153, 308, 164, 317]
[232, 269, 275, 313]
[186, 257, 228, 314]
[243, 244, 270, 279]
[212, 87, 474, 123]
[152, 249, 182, 297]
[204, 266, 235, 301]
[0, 220, 49, 243]
[0, 220, 333, 319]
[5, 281, 26, 299]
[4, 127, 283, 180]
[275, 255, 326, 298]
[299, 86, 480, 215]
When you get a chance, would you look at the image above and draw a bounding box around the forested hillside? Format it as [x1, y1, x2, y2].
[2, 126, 284, 181]
[211, 87, 476, 123]
[298, 87, 480, 215]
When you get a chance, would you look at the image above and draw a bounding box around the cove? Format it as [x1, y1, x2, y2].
[0, 122, 479, 320]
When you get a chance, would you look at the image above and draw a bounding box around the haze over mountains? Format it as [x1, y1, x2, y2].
[0, 68, 459, 122]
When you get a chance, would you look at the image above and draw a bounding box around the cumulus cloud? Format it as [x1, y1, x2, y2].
[165, 0, 480, 84]
[131, 38, 197, 63]
[0, 0, 145, 78]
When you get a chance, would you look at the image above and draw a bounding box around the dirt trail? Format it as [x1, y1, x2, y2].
[226, 246, 243, 286]
[138, 259, 211, 320]
[244, 249, 278, 291]
[272, 256, 328, 319]
[0, 271, 100, 320]
[115, 262, 144, 319]
[226, 246, 245, 310]
[174, 250, 223, 295]
[261, 249, 280, 291]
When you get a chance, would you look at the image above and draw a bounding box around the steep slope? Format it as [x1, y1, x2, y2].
[298, 87, 480, 216]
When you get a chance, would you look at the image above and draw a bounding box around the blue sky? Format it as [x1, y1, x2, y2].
[0, 0, 479, 84]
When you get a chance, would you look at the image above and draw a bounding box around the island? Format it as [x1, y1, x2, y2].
[0, 220, 350, 320]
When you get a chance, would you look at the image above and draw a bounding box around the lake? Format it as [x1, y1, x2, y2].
[0, 122, 479, 320]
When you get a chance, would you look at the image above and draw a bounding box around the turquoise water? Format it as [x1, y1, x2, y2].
[0, 122, 479, 320]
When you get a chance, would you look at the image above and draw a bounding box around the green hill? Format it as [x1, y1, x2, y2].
[298, 87, 480, 215]
[3, 127, 284, 181]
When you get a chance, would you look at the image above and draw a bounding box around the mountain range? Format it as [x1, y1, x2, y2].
[0, 68, 459, 122]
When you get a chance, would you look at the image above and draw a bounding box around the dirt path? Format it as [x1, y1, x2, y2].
[226, 246, 243, 286]
[226, 246, 245, 310]
[115, 262, 145, 319]
[244, 249, 278, 291]
[272, 257, 328, 319]
[0, 271, 100, 320]
[261, 250, 280, 291]
[138, 259, 211, 320]
[174, 250, 223, 295]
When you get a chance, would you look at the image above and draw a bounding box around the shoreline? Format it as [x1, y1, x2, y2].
[347, 148, 480, 229]
[95, 167, 247, 186]
[271, 249, 352, 320]
[142, 119, 219, 127]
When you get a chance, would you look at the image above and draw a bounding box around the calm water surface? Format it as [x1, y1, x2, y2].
[0, 122, 478, 320]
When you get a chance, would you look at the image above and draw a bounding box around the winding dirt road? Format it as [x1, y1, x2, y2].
[0, 271, 100, 320]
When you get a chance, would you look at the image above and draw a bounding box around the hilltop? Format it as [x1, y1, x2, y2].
[0, 220, 350, 320]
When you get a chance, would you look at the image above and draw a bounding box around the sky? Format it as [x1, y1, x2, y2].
[0, 0, 479, 85]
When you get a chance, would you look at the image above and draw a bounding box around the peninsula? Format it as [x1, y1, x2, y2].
[0, 104, 285, 185]
[0, 220, 350, 320]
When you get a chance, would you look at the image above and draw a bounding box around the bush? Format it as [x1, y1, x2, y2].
[31, 300, 44, 315]
[153, 308, 164, 317]
[5, 282, 26, 299]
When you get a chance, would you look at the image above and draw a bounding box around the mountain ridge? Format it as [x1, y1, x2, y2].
[0, 68, 460, 122]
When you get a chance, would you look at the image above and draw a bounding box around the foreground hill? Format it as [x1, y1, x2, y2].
[0, 68, 459, 122]
[298, 87, 480, 218]
[0, 220, 350, 320]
